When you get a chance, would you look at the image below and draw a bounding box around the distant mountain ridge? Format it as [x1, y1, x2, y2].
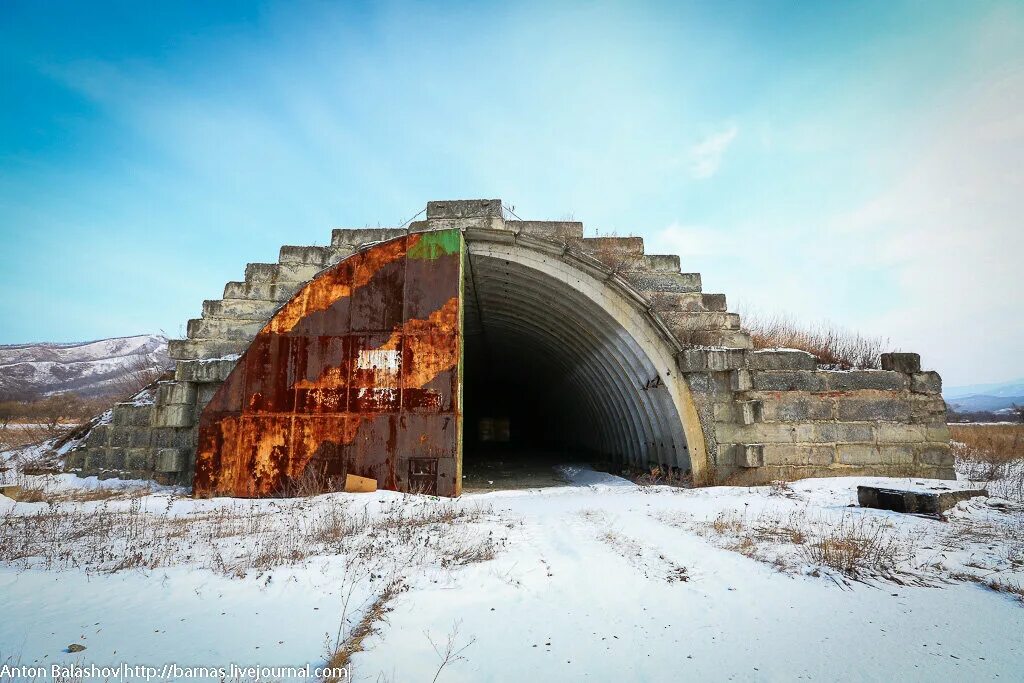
[0, 334, 170, 399]
[944, 378, 1024, 414]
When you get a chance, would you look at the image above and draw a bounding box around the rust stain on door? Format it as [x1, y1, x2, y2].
[194, 229, 464, 497]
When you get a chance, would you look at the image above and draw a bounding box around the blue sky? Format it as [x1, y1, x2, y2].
[1, 0, 1021, 386]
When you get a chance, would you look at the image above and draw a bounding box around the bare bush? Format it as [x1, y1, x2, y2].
[109, 355, 171, 402]
[427, 620, 476, 683]
[740, 311, 889, 369]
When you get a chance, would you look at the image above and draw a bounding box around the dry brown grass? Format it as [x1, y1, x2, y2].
[631, 465, 693, 488]
[323, 579, 406, 682]
[0, 494, 500, 577]
[952, 424, 1024, 501]
[951, 424, 1024, 462]
[687, 508, 919, 582]
[741, 312, 888, 369]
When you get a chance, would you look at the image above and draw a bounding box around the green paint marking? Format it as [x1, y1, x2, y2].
[408, 229, 461, 260]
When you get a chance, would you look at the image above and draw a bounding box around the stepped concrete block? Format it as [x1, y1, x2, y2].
[113, 404, 153, 427]
[748, 349, 818, 371]
[331, 228, 407, 247]
[277, 245, 356, 267]
[109, 428, 131, 448]
[187, 318, 264, 342]
[731, 369, 753, 391]
[736, 444, 764, 468]
[910, 371, 942, 394]
[875, 424, 927, 443]
[824, 371, 908, 392]
[195, 383, 222, 411]
[701, 293, 727, 311]
[810, 423, 874, 443]
[507, 220, 584, 240]
[642, 255, 681, 272]
[762, 444, 834, 467]
[909, 395, 948, 422]
[678, 348, 747, 372]
[916, 443, 954, 466]
[838, 444, 914, 466]
[716, 422, 806, 445]
[428, 198, 502, 219]
[106, 447, 127, 469]
[577, 236, 638, 254]
[679, 330, 752, 349]
[245, 262, 322, 284]
[156, 381, 197, 406]
[81, 449, 104, 470]
[836, 398, 912, 422]
[927, 424, 951, 442]
[85, 425, 111, 448]
[168, 338, 249, 361]
[751, 370, 827, 392]
[155, 448, 186, 473]
[758, 398, 833, 422]
[683, 371, 735, 395]
[649, 292, 706, 312]
[223, 281, 299, 302]
[662, 312, 741, 331]
[278, 245, 330, 265]
[153, 404, 194, 428]
[203, 298, 281, 320]
[126, 448, 153, 470]
[63, 451, 85, 470]
[626, 271, 702, 293]
[881, 352, 921, 373]
[175, 358, 237, 383]
[127, 428, 153, 447]
[151, 427, 196, 449]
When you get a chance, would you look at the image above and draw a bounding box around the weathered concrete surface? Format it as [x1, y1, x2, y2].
[858, 484, 987, 515]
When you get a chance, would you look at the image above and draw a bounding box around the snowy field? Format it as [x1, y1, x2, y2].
[1, 465, 1022, 682]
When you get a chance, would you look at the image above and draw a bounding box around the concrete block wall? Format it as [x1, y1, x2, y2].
[678, 349, 952, 484]
[64, 199, 952, 488]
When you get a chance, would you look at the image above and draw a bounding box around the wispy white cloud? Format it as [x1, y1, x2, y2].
[688, 124, 738, 179]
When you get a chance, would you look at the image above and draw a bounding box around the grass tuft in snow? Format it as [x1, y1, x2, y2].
[672, 507, 922, 584]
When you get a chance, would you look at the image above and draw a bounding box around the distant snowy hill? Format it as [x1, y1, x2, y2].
[0, 334, 170, 399]
[944, 378, 1024, 414]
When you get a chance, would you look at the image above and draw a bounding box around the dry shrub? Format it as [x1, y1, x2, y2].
[633, 465, 692, 488]
[799, 514, 913, 580]
[692, 508, 917, 582]
[109, 356, 172, 402]
[952, 424, 1024, 502]
[741, 312, 888, 369]
[577, 229, 642, 272]
[273, 467, 346, 498]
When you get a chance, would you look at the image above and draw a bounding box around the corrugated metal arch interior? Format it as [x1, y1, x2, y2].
[464, 241, 691, 471]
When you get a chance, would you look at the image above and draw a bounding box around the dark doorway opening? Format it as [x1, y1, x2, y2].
[461, 345, 592, 491]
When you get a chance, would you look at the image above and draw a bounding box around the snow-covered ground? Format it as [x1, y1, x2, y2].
[1, 466, 1021, 682]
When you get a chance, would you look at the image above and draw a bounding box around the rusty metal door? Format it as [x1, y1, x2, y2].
[193, 229, 464, 497]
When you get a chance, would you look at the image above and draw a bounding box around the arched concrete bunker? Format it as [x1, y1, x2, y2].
[66, 199, 953, 495]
